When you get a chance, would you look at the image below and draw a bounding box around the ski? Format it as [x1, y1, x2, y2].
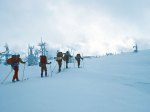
[56, 71, 61, 74]
[22, 78, 29, 81]
[1, 78, 29, 85]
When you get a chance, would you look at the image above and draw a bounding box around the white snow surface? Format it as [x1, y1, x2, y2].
[0, 50, 150, 112]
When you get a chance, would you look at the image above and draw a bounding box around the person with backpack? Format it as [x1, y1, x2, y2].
[56, 51, 63, 72]
[7, 54, 26, 82]
[63, 51, 72, 68]
[39, 55, 51, 77]
[75, 54, 83, 68]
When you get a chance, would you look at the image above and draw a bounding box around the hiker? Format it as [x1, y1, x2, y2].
[63, 51, 72, 68]
[56, 51, 63, 72]
[39, 55, 51, 77]
[75, 54, 83, 68]
[7, 54, 26, 82]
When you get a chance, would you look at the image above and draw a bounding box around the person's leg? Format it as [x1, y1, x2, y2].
[12, 66, 19, 82]
[77, 60, 80, 68]
[45, 65, 47, 77]
[58, 60, 62, 72]
[66, 59, 68, 68]
[78, 60, 80, 68]
[41, 66, 43, 77]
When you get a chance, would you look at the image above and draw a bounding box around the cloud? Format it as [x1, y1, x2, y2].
[45, 1, 140, 54]
[0, 0, 150, 55]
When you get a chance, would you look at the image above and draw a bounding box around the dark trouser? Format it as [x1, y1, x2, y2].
[57, 60, 62, 72]
[41, 64, 47, 77]
[12, 66, 19, 81]
[77, 60, 80, 68]
[66, 59, 69, 68]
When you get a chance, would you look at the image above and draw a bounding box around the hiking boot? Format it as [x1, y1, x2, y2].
[59, 68, 61, 72]
[16, 79, 20, 81]
[45, 72, 47, 77]
[41, 73, 43, 78]
[12, 80, 15, 82]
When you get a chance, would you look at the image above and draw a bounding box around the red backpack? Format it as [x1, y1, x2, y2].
[40, 56, 47, 64]
[7, 55, 20, 65]
[7, 58, 13, 64]
[77, 54, 80, 57]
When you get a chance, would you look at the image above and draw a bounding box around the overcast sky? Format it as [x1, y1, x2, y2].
[0, 0, 150, 55]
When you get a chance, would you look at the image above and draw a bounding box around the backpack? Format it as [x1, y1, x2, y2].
[56, 52, 63, 61]
[40, 55, 47, 64]
[75, 54, 81, 61]
[63, 52, 71, 61]
[7, 58, 13, 64]
[77, 54, 80, 57]
[7, 55, 20, 65]
[57, 52, 63, 57]
[63, 55, 69, 61]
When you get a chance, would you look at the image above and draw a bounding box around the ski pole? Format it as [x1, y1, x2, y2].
[82, 53, 84, 68]
[51, 63, 57, 76]
[1, 68, 13, 84]
[73, 58, 75, 68]
[49, 63, 52, 77]
[82, 59, 84, 68]
[22, 64, 26, 81]
[63, 60, 66, 71]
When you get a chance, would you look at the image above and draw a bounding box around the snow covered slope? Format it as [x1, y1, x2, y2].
[0, 50, 150, 112]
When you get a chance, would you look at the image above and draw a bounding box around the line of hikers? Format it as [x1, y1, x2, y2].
[6, 51, 83, 82]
